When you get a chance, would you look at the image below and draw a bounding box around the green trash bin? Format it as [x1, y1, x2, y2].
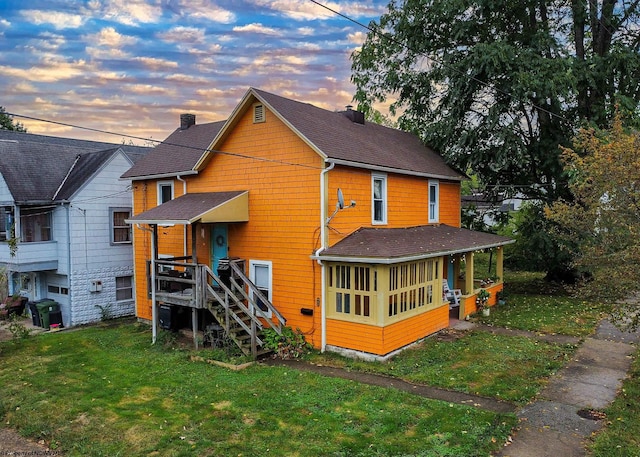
[36, 300, 59, 329]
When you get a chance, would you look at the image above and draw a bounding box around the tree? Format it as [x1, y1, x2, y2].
[0, 107, 26, 132]
[351, 0, 640, 204]
[547, 115, 640, 326]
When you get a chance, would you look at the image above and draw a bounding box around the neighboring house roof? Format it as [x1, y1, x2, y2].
[122, 88, 464, 181]
[318, 224, 514, 263]
[0, 131, 150, 203]
[121, 121, 226, 179]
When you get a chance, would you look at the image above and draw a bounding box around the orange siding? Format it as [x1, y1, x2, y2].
[326, 167, 462, 246]
[326, 305, 449, 356]
[132, 106, 324, 342]
[439, 182, 461, 226]
[130, 100, 464, 354]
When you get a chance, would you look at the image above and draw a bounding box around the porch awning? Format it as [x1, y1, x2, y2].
[126, 191, 249, 225]
[315, 224, 514, 264]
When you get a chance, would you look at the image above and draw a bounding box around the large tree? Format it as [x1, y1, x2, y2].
[0, 106, 26, 132]
[547, 116, 640, 325]
[351, 0, 640, 204]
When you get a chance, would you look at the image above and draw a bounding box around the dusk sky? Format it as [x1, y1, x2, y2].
[0, 0, 387, 144]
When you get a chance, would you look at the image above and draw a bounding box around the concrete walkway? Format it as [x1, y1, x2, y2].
[495, 319, 638, 457]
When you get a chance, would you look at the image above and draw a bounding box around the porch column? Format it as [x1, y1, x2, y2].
[465, 252, 475, 294]
[151, 224, 158, 344]
[496, 247, 504, 283]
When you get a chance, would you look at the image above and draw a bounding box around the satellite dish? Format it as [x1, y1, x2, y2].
[337, 188, 345, 210]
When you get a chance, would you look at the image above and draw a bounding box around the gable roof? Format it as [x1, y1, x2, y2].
[122, 88, 464, 181]
[317, 224, 514, 263]
[0, 131, 150, 203]
[121, 121, 226, 179]
[242, 89, 463, 180]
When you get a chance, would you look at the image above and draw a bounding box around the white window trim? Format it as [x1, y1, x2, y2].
[157, 181, 174, 206]
[429, 180, 439, 223]
[372, 173, 388, 225]
[249, 260, 272, 318]
[115, 275, 134, 302]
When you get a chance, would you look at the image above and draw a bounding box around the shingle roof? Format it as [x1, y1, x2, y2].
[0, 131, 150, 203]
[251, 89, 463, 179]
[121, 121, 226, 179]
[127, 191, 247, 224]
[319, 224, 514, 262]
[122, 88, 464, 181]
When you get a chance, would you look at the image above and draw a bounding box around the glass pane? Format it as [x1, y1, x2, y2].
[254, 265, 269, 288]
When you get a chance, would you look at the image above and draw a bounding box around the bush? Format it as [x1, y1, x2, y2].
[262, 327, 310, 359]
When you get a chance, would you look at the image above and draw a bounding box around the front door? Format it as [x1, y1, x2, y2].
[211, 224, 228, 275]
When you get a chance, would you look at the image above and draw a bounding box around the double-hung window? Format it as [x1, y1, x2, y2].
[428, 180, 439, 223]
[250, 260, 272, 318]
[372, 173, 387, 224]
[116, 276, 133, 301]
[110, 208, 132, 244]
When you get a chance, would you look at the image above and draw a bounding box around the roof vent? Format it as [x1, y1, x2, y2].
[253, 104, 265, 123]
[343, 106, 365, 125]
[180, 113, 196, 130]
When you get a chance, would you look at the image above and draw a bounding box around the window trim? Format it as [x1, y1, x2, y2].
[371, 173, 388, 225]
[428, 180, 439, 223]
[157, 181, 174, 206]
[115, 275, 133, 302]
[249, 260, 272, 318]
[110, 207, 132, 245]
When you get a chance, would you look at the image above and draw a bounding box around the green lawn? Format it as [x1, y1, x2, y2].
[308, 331, 576, 404]
[0, 322, 516, 457]
[0, 271, 627, 456]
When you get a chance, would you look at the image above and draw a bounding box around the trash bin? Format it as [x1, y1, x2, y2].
[49, 309, 63, 329]
[28, 300, 43, 327]
[35, 300, 59, 329]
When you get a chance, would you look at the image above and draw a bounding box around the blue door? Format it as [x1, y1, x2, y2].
[211, 224, 228, 275]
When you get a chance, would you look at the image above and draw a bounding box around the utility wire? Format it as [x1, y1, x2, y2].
[5, 112, 323, 171]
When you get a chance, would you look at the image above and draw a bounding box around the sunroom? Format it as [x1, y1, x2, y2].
[316, 224, 514, 358]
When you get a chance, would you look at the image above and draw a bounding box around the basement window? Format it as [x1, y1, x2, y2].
[253, 104, 265, 123]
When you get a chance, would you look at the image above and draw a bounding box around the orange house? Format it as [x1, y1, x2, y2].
[123, 88, 512, 359]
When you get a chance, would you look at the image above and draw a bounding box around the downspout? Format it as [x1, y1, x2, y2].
[66, 203, 72, 326]
[176, 175, 188, 257]
[137, 224, 157, 344]
[315, 161, 335, 352]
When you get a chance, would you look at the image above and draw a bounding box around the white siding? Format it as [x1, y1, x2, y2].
[62, 151, 136, 326]
[0, 174, 13, 203]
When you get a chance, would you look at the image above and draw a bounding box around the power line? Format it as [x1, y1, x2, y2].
[5, 112, 323, 171]
[309, 0, 572, 125]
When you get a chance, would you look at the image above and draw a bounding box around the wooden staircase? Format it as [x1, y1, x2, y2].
[201, 260, 286, 358]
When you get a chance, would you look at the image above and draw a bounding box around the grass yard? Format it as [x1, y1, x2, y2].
[308, 331, 576, 404]
[0, 322, 516, 457]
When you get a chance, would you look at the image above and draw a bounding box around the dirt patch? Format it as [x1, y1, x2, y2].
[434, 328, 467, 343]
[0, 428, 62, 455]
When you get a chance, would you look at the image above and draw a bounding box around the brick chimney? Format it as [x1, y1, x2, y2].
[343, 105, 365, 125]
[180, 113, 196, 130]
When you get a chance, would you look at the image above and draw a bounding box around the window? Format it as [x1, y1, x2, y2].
[250, 260, 272, 317]
[20, 208, 52, 242]
[116, 276, 133, 301]
[327, 265, 375, 320]
[47, 285, 69, 295]
[428, 180, 439, 223]
[372, 174, 387, 224]
[157, 181, 174, 205]
[110, 208, 131, 244]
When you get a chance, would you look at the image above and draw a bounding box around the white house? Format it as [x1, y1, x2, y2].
[0, 130, 150, 327]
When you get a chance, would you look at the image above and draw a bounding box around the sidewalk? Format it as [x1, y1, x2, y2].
[494, 319, 638, 457]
